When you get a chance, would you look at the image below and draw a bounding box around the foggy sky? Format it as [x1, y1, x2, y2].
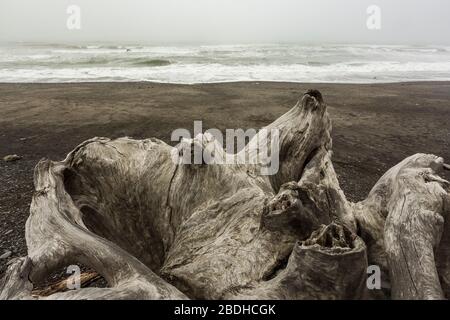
[1, 0, 449, 45]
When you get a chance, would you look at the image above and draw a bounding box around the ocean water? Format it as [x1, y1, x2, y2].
[0, 43, 450, 83]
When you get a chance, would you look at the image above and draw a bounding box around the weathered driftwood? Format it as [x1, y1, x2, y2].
[1, 90, 449, 300]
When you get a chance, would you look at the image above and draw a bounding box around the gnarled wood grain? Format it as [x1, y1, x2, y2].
[1, 90, 448, 300]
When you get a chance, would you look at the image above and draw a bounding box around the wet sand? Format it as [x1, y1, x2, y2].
[1, 81, 450, 275]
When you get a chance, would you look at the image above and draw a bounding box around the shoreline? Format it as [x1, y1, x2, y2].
[1, 80, 450, 275]
[1, 80, 450, 85]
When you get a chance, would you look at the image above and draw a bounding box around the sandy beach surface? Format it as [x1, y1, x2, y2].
[1, 81, 450, 276]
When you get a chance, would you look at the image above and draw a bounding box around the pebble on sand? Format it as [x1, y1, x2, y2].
[0, 250, 12, 259]
[3, 154, 22, 162]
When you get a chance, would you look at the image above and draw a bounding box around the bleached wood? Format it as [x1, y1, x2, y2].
[1, 90, 448, 300]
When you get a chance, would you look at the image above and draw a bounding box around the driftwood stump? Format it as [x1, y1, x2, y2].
[1, 90, 449, 300]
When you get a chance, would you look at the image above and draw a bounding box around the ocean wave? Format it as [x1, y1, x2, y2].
[1, 44, 450, 83]
[132, 58, 172, 66]
[2, 61, 450, 84]
[305, 61, 330, 66]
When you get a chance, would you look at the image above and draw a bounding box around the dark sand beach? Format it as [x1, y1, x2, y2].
[1, 81, 450, 276]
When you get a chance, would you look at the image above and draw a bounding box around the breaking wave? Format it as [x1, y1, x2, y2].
[1, 43, 450, 83]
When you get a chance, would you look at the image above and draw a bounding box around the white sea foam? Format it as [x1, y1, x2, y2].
[0, 44, 449, 83]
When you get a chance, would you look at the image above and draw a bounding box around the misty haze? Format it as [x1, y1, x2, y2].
[1, 0, 449, 44]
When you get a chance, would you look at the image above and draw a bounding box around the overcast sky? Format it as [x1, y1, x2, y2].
[0, 0, 449, 45]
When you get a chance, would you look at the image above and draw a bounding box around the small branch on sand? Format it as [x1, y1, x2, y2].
[32, 272, 102, 297]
